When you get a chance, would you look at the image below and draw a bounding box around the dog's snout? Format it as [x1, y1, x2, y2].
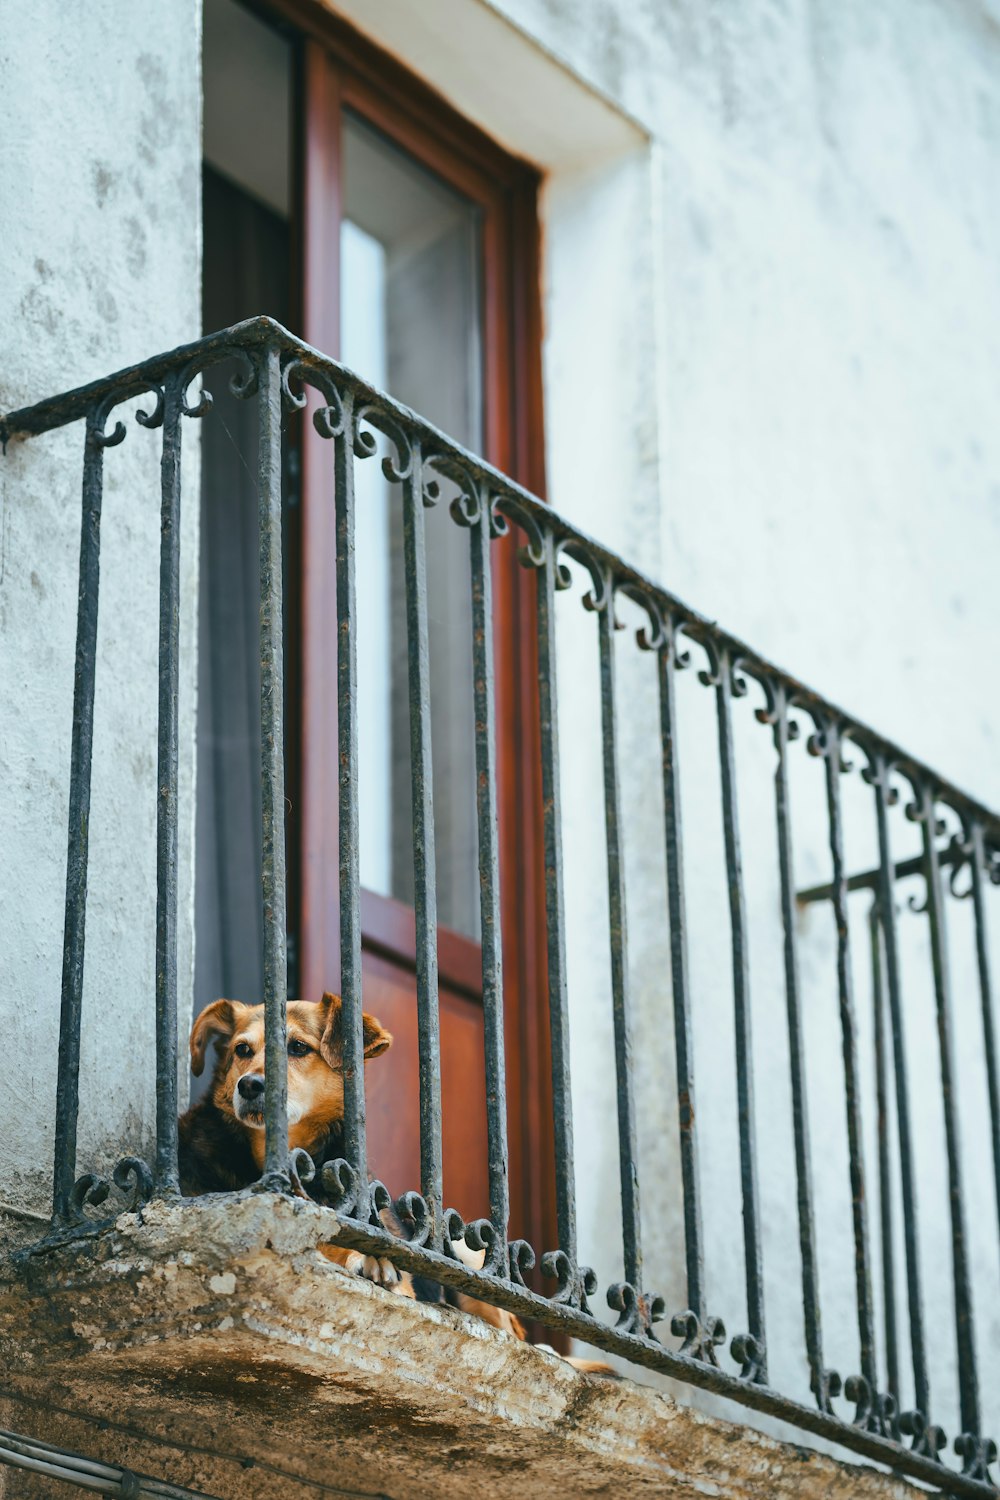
[237, 1073, 265, 1101]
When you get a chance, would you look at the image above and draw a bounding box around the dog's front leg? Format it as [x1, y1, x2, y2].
[317, 1243, 414, 1297]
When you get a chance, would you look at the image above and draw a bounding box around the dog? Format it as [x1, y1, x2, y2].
[178, 992, 613, 1374]
[178, 993, 526, 1323]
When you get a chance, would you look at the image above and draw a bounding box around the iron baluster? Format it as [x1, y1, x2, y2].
[402, 440, 444, 1251]
[467, 484, 510, 1265]
[869, 902, 900, 1404]
[912, 783, 981, 1449]
[153, 374, 184, 1197]
[50, 382, 164, 1224]
[818, 722, 878, 1402]
[766, 681, 837, 1411]
[333, 387, 368, 1197]
[257, 343, 290, 1190]
[657, 616, 708, 1332]
[51, 406, 112, 1223]
[967, 819, 1000, 1242]
[866, 751, 936, 1443]
[595, 582, 644, 1305]
[709, 642, 767, 1381]
[536, 531, 579, 1281]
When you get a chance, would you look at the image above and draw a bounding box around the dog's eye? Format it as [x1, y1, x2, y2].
[287, 1039, 311, 1058]
[234, 1042, 253, 1059]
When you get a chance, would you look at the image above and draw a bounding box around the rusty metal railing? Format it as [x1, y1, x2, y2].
[3, 316, 999, 1494]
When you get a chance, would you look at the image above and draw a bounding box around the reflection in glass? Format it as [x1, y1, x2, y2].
[343, 113, 483, 940]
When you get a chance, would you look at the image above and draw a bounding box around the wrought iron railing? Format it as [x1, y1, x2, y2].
[3, 316, 999, 1495]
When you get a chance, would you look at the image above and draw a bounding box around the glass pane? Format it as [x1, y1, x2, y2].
[342, 112, 483, 940]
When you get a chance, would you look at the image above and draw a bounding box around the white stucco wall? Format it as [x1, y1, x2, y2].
[0, 2, 201, 1227]
[335, 0, 1000, 1451]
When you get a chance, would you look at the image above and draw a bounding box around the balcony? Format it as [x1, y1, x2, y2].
[1, 316, 999, 1498]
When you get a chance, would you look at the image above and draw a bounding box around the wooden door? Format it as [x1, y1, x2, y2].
[296, 26, 553, 1252]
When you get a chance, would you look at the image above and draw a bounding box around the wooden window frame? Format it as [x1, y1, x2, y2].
[238, 0, 555, 1268]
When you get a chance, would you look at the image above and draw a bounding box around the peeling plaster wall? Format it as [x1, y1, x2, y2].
[0, 4, 201, 1223]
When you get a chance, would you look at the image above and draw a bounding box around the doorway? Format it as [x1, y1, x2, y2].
[199, 0, 553, 1260]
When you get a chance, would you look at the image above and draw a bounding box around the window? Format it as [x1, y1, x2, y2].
[343, 112, 483, 939]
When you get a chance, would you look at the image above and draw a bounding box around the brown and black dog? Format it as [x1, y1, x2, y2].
[180, 992, 614, 1373]
[178, 992, 524, 1331]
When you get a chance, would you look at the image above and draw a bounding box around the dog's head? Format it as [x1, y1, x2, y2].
[190, 992, 391, 1148]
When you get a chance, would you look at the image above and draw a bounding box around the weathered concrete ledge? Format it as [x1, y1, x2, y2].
[0, 1195, 925, 1498]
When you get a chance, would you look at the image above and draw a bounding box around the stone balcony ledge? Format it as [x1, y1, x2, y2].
[0, 1194, 925, 1498]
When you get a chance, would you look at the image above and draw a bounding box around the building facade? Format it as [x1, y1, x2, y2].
[2, 0, 1000, 1494]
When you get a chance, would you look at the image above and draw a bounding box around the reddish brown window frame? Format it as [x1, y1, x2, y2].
[239, 0, 557, 1268]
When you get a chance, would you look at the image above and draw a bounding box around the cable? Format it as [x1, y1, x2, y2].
[0, 1428, 215, 1498]
[0, 1200, 49, 1224]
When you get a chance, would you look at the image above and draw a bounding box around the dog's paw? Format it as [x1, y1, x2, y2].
[356, 1254, 404, 1289]
[534, 1343, 620, 1378]
[318, 1244, 412, 1295]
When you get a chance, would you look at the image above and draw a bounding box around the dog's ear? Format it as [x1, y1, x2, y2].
[317, 991, 392, 1068]
[317, 992, 341, 1067]
[363, 1011, 393, 1059]
[190, 998, 241, 1077]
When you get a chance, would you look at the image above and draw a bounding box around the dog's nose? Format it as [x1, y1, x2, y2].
[237, 1073, 265, 1101]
